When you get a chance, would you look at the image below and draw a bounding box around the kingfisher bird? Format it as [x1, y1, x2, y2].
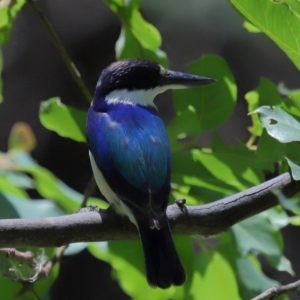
[86, 58, 215, 289]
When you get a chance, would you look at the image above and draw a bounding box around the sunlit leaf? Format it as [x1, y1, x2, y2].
[245, 78, 282, 136]
[0, 175, 29, 198]
[0, 0, 25, 45]
[39, 97, 86, 143]
[230, 0, 300, 70]
[243, 21, 261, 33]
[116, 25, 167, 67]
[172, 151, 237, 204]
[286, 157, 300, 180]
[254, 106, 300, 143]
[189, 252, 241, 300]
[130, 9, 161, 51]
[108, 240, 176, 299]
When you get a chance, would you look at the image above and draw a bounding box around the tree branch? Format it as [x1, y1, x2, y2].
[0, 172, 298, 247]
[251, 279, 300, 300]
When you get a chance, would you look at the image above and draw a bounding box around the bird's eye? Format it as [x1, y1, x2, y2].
[159, 65, 167, 76]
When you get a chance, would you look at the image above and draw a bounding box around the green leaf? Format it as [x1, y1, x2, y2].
[189, 252, 241, 300]
[39, 97, 86, 143]
[0, 192, 21, 219]
[87, 242, 110, 262]
[235, 255, 278, 295]
[178, 55, 236, 130]
[108, 0, 161, 51]
[231, 214, 283, 268]
[172, 135, 262, 205]
[256, 129, 285, 171]
[102, 236, 194, 299]
[254, 106, 300, 143]
[130, 9, 161, 51]
[245, 78, 282, 136]
[10, 151, 94, 212]
[0, 175, 29, 198]
[261, 207, 290, 230]
[108, 240, 177, 299]
[286, 157, 300, 180]
[281, 88, 300, 118]
[172, 150, 237, 204]
[64, 243, 87, 256]
[5, 171, 33, 190]
[0, 193, 64, 219]
[106, 0, 166, 65]
[22, 166, 83, 212]
[0, 0, 25, 45]
[218, 233, 278, 299]
[210, 134, 262, 187]
[243, 21, 261, 33]
[277, 256, 295, 276]
[168, 55, 236, 150]
[116, 26, 168, 67]
[230, 0, 300, 70]
[285, 141, 300, 166]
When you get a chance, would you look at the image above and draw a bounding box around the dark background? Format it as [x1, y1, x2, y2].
[2, 0, 300, 299]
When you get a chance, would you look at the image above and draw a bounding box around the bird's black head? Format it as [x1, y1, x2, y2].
[95, 59, 215, 97]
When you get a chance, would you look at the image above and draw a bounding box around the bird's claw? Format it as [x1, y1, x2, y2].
[175, 198, 186, 208]
[77, 204, 99, 213]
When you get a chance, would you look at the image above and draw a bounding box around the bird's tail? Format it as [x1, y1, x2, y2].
[136, 214, 186, 289]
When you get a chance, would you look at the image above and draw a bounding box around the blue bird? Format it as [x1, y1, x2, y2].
[86, 59, 215, 289]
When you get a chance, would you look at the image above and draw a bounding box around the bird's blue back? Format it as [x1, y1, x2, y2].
[87, 98, 171, 214]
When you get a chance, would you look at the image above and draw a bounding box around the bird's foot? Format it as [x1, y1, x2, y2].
[77, 204, 99, 213]
[175, 198, 187, 212]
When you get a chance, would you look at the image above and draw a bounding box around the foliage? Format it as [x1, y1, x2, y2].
[2, 0, 300, 299]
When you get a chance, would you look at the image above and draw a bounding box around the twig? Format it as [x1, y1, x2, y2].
[0, 248, 36, 267]
[0, 172, 297, 247]
[39, 245, 67, 278]
[13, 246, 67, 299]
[25, 0, 92, 103]
[251, 279, 300, 300]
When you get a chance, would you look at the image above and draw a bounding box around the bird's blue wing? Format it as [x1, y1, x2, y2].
[87, 103, 171, 212]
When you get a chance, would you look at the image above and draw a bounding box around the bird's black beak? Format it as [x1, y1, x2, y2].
[158, 70, 216, 88]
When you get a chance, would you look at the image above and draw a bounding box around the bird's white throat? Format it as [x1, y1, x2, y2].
[105, 87, 164, 108]
[105, 84, 186, 108]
